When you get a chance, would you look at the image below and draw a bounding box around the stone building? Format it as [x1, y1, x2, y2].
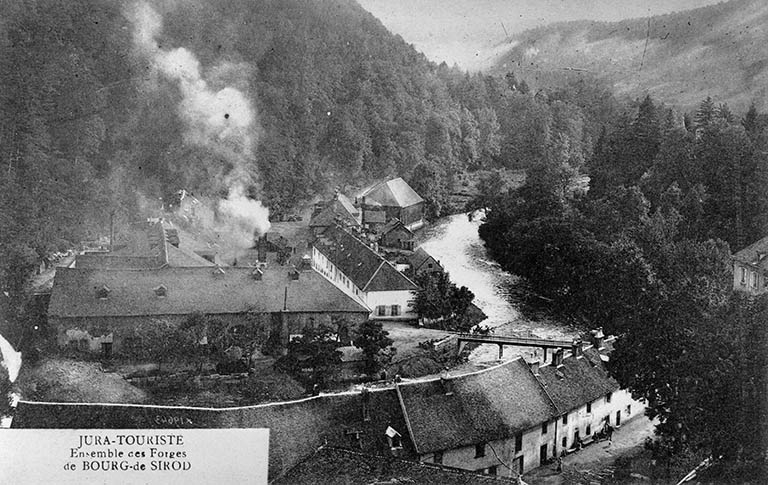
[48, 265, 371, 354]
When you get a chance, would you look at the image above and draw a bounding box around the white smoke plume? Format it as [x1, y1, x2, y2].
[128, 1, 270, 249]
[217, 184, 271, 248]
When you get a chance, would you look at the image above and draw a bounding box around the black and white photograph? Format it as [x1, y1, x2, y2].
[0, 0, 766, 483]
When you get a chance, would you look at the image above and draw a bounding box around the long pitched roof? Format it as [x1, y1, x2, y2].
[409, 247, 441, 272]
[275, 447, 516, 485]
[533, 347, 619, 415]
[309, 195, 360, 228]
[396, 358, 558, 454]
[48, 266, 370, 318]
[165, 244, 216, 267]
[314, 226, 418, 292]
[360, 178, 424, 208]
[733, 235, 768, 270]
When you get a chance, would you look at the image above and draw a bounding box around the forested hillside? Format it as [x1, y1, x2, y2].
[491, 0, 768, 112]
[0, 0, 615, 315]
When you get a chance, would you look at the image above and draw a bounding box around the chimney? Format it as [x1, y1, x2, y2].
[590, 328, 605, 349]
[553, 349, 564, 367]
[571, 339, 583, 358]
[528, 360, 540, 375]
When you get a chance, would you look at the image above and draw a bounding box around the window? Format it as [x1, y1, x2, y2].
[586, 402, 592, 413]
[562, 413, 568, 425]
[377, 305, 386, 316]
[626, 405, 632, 416]
[606, 392, 612, 403]
[751, 271, 758, 289]
[515, 433, 523, 453]
[586, 424, 591, 436]
[562, 436, 567, 449]
[475, 443, 486, 458]
[542, 421, 548, 435]
[391, 305, 400, 316]
[433, 451, 443, 464]
[741, 267, 747, 285]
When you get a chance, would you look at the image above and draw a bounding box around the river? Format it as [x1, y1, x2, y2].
[417, 212, 577, 360]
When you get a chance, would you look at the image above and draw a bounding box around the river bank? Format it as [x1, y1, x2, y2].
[416, 212, 580, 362]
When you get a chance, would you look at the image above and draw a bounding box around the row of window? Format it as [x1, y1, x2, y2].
[739, 267, 761, 289]
[458, 401, 632, 472]
[376, 305, 401, 317]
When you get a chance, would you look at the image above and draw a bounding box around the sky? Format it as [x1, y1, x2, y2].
[358, 0, 726, 70]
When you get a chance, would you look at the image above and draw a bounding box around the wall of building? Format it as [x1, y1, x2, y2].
[311, 247, 366, 302]
[415, 390, 646, 478]
[381, 228, 413, 250]
[733, 261, 765, 294]
[399, 203, 424, 228]
[366, 290, 416, 321]
[419, 421, 558, 477]
[557, 389, 645, 452]
[312, 246, 415, 320]
[52, 310, 369, 354]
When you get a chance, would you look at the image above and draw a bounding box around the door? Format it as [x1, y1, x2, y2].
[514, 455, 524, 475]
[616, 410, 621, 426]
[539, 444, 548, 466]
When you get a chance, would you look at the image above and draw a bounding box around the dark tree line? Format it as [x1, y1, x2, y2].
[479, 95, 768, 479]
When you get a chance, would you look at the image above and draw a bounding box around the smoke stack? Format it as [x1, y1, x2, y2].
[590, 328, 605, 349]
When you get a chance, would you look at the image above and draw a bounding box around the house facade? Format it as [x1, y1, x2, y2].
[379, 220, 415, 251]
[407, 247, 443, 278]
[732, 235, 768, 294]
[311, 226, 419, 321]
